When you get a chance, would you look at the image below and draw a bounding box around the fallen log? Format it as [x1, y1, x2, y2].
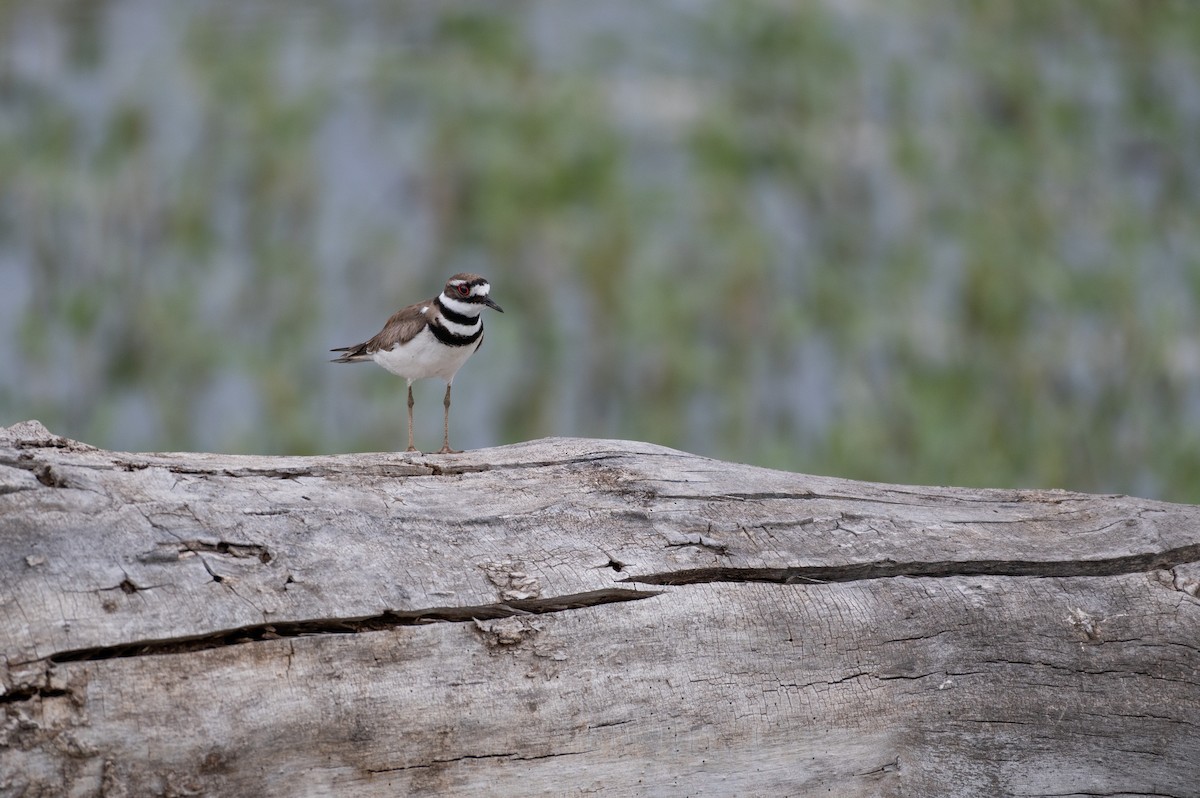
[1, 419, 1197, 796]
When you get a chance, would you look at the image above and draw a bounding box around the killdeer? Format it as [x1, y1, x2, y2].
[331, 273, 503, 454]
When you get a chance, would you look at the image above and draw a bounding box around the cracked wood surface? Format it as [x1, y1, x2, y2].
[1, 419, 1198, 797]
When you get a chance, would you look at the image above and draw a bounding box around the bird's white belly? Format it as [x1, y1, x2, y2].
[372, 327, 479, 382]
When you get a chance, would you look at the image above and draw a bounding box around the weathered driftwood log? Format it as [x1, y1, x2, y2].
[1, 419, 1198, 797]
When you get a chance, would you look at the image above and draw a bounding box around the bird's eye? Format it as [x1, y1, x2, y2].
[457, 284, 471, 297]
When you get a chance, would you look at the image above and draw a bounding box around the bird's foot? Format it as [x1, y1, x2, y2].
[436, 444, 462, 455]
[405, 446, 420, 454]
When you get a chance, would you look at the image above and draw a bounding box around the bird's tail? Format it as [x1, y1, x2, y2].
[329, 344, 372, 363]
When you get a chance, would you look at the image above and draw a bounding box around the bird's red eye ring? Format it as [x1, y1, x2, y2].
[457, 284, 470, 297]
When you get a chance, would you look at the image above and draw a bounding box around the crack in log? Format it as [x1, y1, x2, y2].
[179, 539, 273, 563]
[621, 543, 1200, 586]
[588, 718, 632, 730]
[0, 685, 71, 705]
[0, 480, 36, 495]
[37, 588, 659, 664]
[665, 525, 730, 554]
[651, 490, 931, 507]
[855, 757, 900, 777]
[366, 748, 592, 774]
[16, 445, 665, 486]
[118, 455, 609, 480]
[1025, 792, 1190, 798]
[421, 450, 638, 476]
[367, 753, 520, 773]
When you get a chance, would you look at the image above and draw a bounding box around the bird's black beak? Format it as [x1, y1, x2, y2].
[484, 297, 504, 312]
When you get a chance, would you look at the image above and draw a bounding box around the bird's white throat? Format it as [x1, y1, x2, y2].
[439, 294, 484, 317]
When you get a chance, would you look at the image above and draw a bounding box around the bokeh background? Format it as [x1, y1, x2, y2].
[3, 1, 1200, 502]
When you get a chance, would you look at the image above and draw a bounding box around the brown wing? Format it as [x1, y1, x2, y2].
[330, 297, 433, 362]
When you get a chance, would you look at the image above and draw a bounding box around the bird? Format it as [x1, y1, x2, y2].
[331, 273, 503, 454]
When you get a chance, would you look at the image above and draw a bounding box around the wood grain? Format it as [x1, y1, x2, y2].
[2, 420, 1198, 797]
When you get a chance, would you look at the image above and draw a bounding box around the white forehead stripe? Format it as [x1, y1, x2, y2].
[473, 283, 490, 296]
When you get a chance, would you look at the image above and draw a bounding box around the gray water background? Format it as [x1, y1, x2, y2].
[3, 1, 1199, 501]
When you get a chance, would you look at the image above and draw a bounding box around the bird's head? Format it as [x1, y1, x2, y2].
[445, 274, 503, 313]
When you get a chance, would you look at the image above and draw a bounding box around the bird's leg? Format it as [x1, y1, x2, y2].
[438, 382, 461, 454]
[405, 381, 418, 453]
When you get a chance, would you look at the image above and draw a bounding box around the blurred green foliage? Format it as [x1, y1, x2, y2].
[2, 1, 1200, 502]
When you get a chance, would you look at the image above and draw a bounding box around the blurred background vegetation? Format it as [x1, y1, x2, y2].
[3, 0, 1200, 502]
